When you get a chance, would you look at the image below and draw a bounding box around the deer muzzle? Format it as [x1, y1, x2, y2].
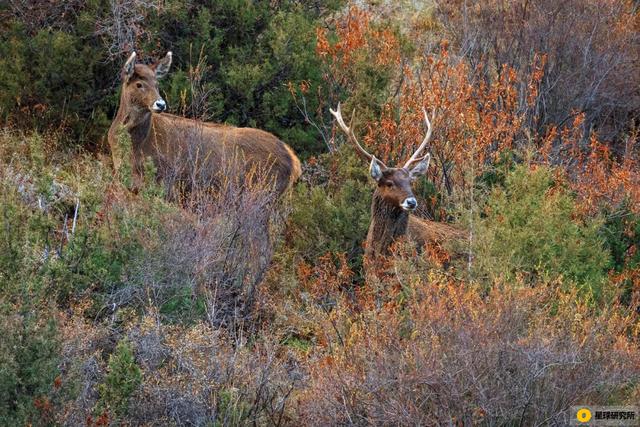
[401, 197, 417, 211]
[152, 99, 166, 112]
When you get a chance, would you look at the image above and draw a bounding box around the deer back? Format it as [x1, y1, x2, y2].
[407, 215, 465, 248]
[108, 51, 301, 195]
[142, 113, 300, 194]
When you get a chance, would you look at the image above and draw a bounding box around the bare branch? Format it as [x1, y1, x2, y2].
[95, 0, 162, 60]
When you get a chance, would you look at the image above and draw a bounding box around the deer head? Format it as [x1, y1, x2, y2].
[330, 103, 433, 212]
[119, 51, 172, 119]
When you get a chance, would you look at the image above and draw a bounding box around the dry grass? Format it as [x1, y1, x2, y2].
[295, 243, 640, 426]
[56, 308, 299, 426]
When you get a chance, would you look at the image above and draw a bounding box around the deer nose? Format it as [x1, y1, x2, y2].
[401, 197, 417, 211]
[152, 99, 166, 112]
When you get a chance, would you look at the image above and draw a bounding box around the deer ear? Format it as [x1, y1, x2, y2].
[123, 51, 137, 81]
[154, 51, 172, 79]
[369, 157, 384, 182]
[409, 153, 430, 180]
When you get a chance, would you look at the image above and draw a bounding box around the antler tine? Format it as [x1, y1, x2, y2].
[348, 106, 356, 131]
[330, 103, 386, 167]
[403, 106, 434, 169]
[411, 152, 431, 167]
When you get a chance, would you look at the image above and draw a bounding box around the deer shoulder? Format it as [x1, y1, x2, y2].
[108, 50, 301, 196]
[330, 102, 464, 260]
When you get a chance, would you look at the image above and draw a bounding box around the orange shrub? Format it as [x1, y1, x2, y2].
[547, 114, 640, 215]
[435, 0, 640, 143]
[318, 5, 544, 205]
[318, 4, 639, 267]
[297, 246, 640, 425]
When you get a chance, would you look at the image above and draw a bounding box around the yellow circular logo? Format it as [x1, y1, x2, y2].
[576, 408, 592, 423]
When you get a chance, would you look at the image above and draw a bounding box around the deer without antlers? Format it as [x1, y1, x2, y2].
[330, 103, 463, 260]
[108, 51, 301, 196]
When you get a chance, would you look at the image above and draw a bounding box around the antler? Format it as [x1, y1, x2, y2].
[403, 107, 434, 169]
[330, 103, 386, 168]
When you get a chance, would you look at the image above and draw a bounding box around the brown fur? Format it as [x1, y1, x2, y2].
[329, 102, 462, 264]
[108, 54, 301, 195]
[364, 167, 463, 260]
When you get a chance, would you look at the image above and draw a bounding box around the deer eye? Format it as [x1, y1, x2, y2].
[385, 181, 394, 188]
[136, 82, 143, 89]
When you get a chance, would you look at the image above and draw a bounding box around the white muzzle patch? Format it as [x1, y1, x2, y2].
[401, 197, 417, 211]
[152, 99, 166, 112]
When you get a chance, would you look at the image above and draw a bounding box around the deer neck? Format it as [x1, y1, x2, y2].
[367, 190, 409, 256]
[114, 92, 154, 148]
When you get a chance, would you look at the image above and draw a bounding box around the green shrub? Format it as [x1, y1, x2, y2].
[0, 1, 344, 153]
[0, 131, 168, 306]
[0, 19, 111, 143]
[111, 125, 133, 189]
[601, 201, 640, 273]
[289, 148, 372, 268]
[471, 164, 611, 297]
[97, 339, 142, 419]
[0, 308, 59, 426]
[214, 388, 252, 426]
[600, 201, 640, 306]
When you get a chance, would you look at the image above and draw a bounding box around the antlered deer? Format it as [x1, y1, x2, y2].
[108, 51, 301, 195]
[330, 103, 463, 260]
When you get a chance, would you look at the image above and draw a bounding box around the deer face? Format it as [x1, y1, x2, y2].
[329, 103, 434, 212]
[370, 157, 429, 211]
[121, 51, 172, 114]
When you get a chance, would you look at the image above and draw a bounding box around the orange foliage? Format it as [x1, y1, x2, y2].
[316, 6, 400, 72]
[298, 266, 640, 424]
[318, 6, 545, 198]
[436, 0, 640, 142]
[363, 47, 542, 197]
[34, 396, 53, 421]
[297, 252, 353, 301]
[555, 117, 640, 214]
[319, 4, 639, 216]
